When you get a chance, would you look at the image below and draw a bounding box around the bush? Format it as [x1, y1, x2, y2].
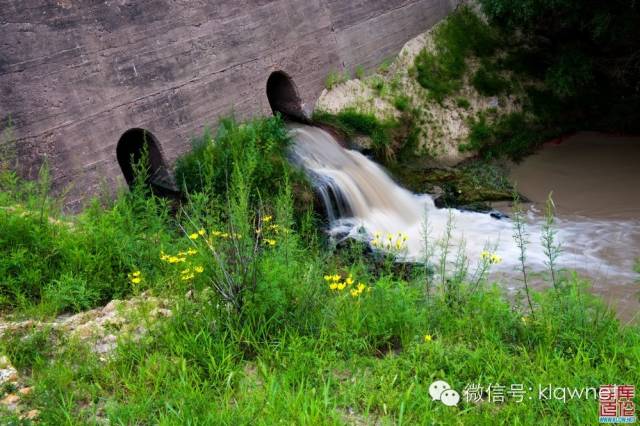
[472, 61, 509, 96]
[175, 116, 299, 201]
[460, 112, 542, 160]
[312, 109, 404, 161]
[478, 0, 640, 132]
[414, 6, 499, 102]
[0, 182, 174, 315]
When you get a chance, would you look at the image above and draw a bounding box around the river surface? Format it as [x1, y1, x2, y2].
[289, 125, 640, 323]
[508, 132, 640, 322]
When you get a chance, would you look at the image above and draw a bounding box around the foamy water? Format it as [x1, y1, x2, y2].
[288, 123, 640, 279]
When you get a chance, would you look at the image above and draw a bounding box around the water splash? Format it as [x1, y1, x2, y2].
[288, 123, 640, 277]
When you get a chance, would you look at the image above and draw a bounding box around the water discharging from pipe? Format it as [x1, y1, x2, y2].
[288, 123, 640, 279]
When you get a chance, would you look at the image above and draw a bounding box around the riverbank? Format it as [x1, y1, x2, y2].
[1, 116, 639, 423]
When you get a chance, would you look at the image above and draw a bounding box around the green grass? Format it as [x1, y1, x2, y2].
[455, 97, 471, 109]
[0, 114, 638, 424]
[325, 69, 350, 90]
[0, 171, 175, 317]
[312, 109, 406, 162]
[414, 6, 499, 102]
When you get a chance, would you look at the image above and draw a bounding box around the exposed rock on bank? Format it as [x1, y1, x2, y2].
[0, 292, 171, 358]
[316, 19, 523, 166]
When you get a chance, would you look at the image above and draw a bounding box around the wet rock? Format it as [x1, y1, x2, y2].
[489, 210, 509, 220]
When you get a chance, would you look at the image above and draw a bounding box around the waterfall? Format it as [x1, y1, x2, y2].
[288, 123, 640, 278]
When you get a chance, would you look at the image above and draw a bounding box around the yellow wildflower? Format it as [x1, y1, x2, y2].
[194, 266, 204, 273]
[168, 256, 180, 264]
[332, 274, 341, 282]
[187, 248, 197, 256]
[131, 271, 141, 278]
[345, 276, 354, 286]
[324, 275, 332, 281]
[189, 233, 199, 240]
[490, 254, 502, 264]
[350, 289, 359, 297]
[337, 283, 346, 291]
[263, 215, 272, 223]
[481, 250, 490, 260]
[181, 268, 191, 275]
[357, 283, 366, 292]
[424, 334, 432, 342]
[131, 277, 142, 284]
[329, 283, 338, 290]
[181, 273, 195, 281]
[198, 229, 206, 236]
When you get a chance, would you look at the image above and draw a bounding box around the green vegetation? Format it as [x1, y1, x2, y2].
[478, 0, 640, 132]
[460, 112, 545, 160]
[393, 95, 410, 112]
[1, 115, 638, 423]
[0, 167, 174, 317]
[455, 97, 470, 109]
[471, 60, 509, 96]
[325, 69, 350, 90]
[312, 109, 409, 162]
[413, 7, 498, 102]
[175, 116, 310, 207]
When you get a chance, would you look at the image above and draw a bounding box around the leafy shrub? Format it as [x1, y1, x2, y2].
[0, 171, 174, 315]
[312, 109, 403, 161]
[460, 112, 542, 160]
[544, 50, 593, 99]
[175, 115, 300, 203]
[472, 61, 509, 96]
[414, 6, 499, 102]
[42, 274, 99, 314]
[478, 0, 640, 132]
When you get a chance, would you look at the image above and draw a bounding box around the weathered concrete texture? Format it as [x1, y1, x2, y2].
[0, 0, 455, 206]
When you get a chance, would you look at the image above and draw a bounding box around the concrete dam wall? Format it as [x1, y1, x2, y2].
[0, 0, 456, 205]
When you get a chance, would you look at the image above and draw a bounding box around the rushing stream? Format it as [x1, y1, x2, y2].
[289, 124, 640, 320]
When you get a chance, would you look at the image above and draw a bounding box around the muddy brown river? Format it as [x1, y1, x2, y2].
[508, 132, 640, 323]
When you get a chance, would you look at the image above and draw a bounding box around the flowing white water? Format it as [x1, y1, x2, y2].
[288, 123, 640, 278]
